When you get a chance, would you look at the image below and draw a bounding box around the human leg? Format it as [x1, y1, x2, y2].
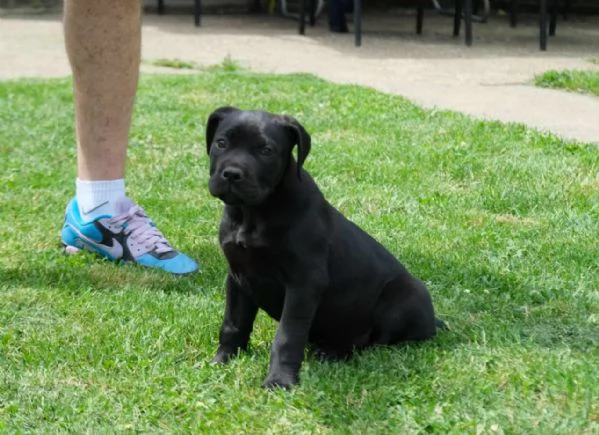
[61, 0, 198, 274]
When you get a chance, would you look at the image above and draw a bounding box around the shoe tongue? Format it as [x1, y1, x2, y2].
[114, 196, 136, 215]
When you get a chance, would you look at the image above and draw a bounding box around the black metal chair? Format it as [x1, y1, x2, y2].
[453, 0, 474, 46]
[157, 0, 203, 26]
[298, 0, 474, 47]
[509, 0, 568, 50]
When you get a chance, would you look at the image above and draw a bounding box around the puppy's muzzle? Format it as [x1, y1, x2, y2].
[221, 167, 244, 183]
[210, 165, 258, 206]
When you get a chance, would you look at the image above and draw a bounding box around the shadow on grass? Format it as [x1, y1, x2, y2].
[403, 247, 599, 352]
[2, 242, 597, 352]
[0, 244, 226, 296]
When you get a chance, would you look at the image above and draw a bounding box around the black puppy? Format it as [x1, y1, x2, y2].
[207, 107, 443, 389]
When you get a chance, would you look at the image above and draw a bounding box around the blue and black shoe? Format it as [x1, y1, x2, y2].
[61, 197, 198, 275]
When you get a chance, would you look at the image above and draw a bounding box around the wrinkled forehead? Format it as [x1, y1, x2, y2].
[217, 112, 289, 146]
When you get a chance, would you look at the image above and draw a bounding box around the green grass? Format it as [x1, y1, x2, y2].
[1, 65, 598, 433]
[146, 56, 243, 73]
[534, 69, 599, 96]
[145, 58, 200, 70]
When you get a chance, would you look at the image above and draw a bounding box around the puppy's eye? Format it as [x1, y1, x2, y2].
[215, 139, 226, 149]
[261, 146, 274, 156]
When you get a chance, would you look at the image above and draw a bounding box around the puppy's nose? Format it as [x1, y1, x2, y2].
[221, 167, 243, 183]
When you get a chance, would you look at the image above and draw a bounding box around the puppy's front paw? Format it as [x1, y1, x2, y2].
[261, 371, 299, 390]
[211, 348, 236, 364]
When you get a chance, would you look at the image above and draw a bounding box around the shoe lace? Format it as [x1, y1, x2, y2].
[109, 205, 174, 255]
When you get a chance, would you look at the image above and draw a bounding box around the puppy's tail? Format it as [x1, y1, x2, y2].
[435, 318, 449, 331]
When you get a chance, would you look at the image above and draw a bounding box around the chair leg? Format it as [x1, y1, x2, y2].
[194, 0, 201, 26]
[354, 0, 362, 46]
[299, 0, 306, 34]
[453, 0, 462, 36]
[540, 0, 548, 50]
[416, 7, 424, 34]
[158, 0, 164, 15]
[509, 0, 517, 27]
[563, 0, 570, 20]
[464, 0, 473, 46]
[549, 0, 557, 36]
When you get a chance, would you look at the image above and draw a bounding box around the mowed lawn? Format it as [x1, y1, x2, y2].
[535, 69, 599, 97]
[1, 66, 598, 433]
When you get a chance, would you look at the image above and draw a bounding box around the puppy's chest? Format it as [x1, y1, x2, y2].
[221, 219, 280, 271]
[222, 241, 273, 271]
[221, 218, 287, 293]
[221, 221, 266, 250]
[223, 235, 286, 318]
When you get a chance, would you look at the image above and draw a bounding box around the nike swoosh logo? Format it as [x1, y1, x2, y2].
[69, 224, 124, 259]
[81, 201, 109, 216]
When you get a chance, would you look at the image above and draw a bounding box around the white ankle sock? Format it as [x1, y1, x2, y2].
[76, 178, 126, 222]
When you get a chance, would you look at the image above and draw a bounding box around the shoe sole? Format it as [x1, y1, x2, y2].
[63, 244, 81, 255]
[61, 242, 198, 276]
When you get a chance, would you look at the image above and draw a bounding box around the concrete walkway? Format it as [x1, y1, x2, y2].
[1, 10, 598, 143]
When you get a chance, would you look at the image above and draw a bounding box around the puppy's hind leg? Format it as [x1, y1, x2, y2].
[370, 275, 439, 345]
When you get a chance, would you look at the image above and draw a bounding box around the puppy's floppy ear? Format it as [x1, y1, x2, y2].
[206, 106, 240, 154]
[280, 115, 311, 180]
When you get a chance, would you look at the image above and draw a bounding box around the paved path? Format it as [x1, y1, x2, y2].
[1, 10, 598, 143]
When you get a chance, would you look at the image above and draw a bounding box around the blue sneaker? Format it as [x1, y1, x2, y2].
[61, 197, 199, 275]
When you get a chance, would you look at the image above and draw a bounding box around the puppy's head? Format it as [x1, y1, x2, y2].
[206, 106, 311, 206]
